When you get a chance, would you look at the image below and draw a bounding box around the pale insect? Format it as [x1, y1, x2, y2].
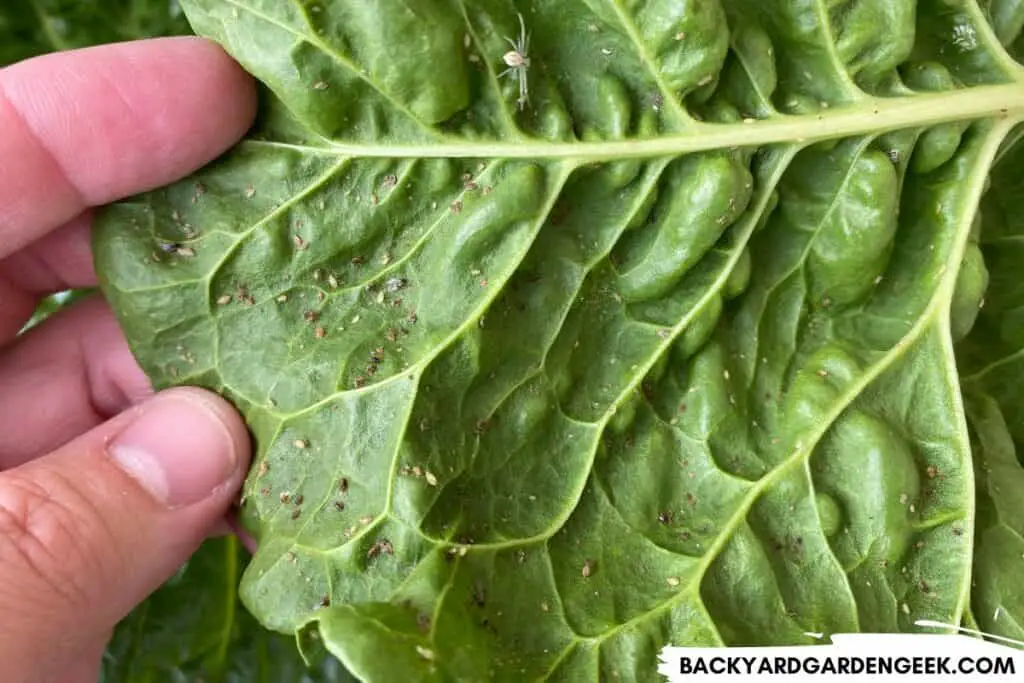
[500, 13, 531, 110]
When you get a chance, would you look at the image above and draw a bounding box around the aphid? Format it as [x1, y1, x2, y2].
[951, 22, 977, 52]
[499, 13, 532, 110]
[367, 539, 394, 558]
[581, 559, 594, 578]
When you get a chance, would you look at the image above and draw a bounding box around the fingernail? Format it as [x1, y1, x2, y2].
[109, 392, 240, 508]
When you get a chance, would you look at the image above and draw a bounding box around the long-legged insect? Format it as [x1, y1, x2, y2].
[499, 13, 531, 110]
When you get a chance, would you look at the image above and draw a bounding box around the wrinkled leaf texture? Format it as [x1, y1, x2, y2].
[0, 2, 354, 681]
[91, 0, 1024, 681]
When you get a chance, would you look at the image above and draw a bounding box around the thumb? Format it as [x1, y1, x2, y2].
[0, 387, 250, 679]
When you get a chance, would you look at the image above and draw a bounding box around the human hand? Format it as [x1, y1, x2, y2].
[0, 38, 256, 682]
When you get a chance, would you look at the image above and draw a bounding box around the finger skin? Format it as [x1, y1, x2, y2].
[0, 296, 151, 469]
[0, 388, 250, 680]
[0, 214, 94, 339]
[0, 36, 257, 259]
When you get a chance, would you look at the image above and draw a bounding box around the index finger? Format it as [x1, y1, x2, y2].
[0, 37, 256, 259]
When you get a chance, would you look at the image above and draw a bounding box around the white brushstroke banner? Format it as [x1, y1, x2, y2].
[657, 622, 1024, 682]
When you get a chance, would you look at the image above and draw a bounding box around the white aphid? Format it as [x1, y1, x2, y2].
[951, 22, 977, 52]
[500, 13, 532, 110]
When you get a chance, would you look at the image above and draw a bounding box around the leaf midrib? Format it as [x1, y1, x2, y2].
[243, 84, 1024, 160]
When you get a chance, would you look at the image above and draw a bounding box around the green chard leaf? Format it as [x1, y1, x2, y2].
[101, 536, 357, 682]
[0, 0, 191, 66]
[91, 0, 1024, 680]
[0, 2, 346, 678]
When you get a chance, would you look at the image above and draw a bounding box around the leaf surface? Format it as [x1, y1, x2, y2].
[93, 1, 1024, 680]
[0, 4, 348, 679]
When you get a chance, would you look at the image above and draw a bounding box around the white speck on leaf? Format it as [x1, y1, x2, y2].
[952, 22, 977, 52]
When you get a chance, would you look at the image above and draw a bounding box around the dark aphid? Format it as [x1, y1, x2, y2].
[293, 494, 304, 506]
[158, 242, 180, 253]
[367, 539, 394, 558]
[339, 478, 349, 493]
[291, 508, 302, 520]
[334, 500, 346, 511]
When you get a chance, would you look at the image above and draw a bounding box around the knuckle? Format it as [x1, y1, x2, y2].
[0, 469, 118, 609]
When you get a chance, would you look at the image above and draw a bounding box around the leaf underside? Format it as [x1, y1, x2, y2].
[2, 2, 349, 681]
[90, 0, 1024, 681]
